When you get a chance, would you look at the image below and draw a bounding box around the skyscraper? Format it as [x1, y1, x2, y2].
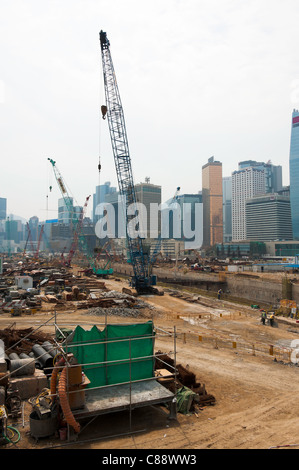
[93, 182, 116, 223]
[202, 157, 223, 247]
[97, 180, 161, 241]
[104, 191, 126, 239]
[246, 194, 293, 242]
[0, 198, 6, 220]
[232, 167, 265, 241]
[223, 177, 232, 243]
[238, 160, 282, 194]
[163, 193, 203, 249]
[289, 109, 299, 239]
[57, 198, 83, 226]
[28, 216, 39, 242]
[134, 180, 161, 239]
[58, 197, 73, 225]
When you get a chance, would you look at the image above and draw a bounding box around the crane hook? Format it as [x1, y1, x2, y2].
[101, 105, 107, 120]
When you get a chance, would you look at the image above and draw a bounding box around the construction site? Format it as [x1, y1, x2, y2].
[2, 30, 299, 451]
[1, 247, 299, 450]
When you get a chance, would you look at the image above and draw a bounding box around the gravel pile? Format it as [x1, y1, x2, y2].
[84, 306, 148, 318]
[101, 290, 154, 309]
[83, 289, 155, 318]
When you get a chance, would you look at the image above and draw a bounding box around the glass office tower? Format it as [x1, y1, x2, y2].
[289, 109, 299, 239]
[0, 198, 6, 220]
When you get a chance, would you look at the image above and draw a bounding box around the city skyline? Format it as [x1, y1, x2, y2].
[1, 1, 298, 220]
[0, 157, 295, 255]
[0, 153, 291, 225]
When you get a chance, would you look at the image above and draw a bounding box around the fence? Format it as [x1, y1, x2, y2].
[158, 313, 293, 363]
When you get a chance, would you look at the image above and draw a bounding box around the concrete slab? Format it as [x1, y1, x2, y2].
[73, 379, 175, 420]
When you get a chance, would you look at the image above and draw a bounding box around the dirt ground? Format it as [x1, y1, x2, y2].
[2, 275, 299, 451]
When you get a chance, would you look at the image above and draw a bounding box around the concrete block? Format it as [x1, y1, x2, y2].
[9, 370, 48, 400]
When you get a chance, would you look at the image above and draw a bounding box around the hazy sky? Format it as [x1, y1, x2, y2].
[1, 0, 299, 221]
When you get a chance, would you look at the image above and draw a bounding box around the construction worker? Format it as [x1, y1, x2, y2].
[261, 310, 267, 325]
[217, 289, 222, 300]
[269, 312, 275, 327]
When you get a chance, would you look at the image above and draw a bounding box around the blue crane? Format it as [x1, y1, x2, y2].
[99, 30, 157, 294]
[47, 158, 76, 225]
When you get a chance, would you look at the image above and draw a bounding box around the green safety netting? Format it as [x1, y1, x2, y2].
[65, 321, 155, 388]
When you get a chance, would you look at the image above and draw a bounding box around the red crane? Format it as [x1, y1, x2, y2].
[23, 223, 35, 258]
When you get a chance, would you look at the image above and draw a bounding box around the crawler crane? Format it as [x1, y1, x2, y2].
[99, 30, 158, 294]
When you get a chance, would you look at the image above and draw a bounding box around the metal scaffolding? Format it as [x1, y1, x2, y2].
[15, 312, 178, 446]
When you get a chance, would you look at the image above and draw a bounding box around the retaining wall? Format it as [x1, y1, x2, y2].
[112, 263, 299, 305]
[225, 276, 281, 305]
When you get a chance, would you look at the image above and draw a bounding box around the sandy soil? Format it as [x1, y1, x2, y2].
[2, 276, 299, 451]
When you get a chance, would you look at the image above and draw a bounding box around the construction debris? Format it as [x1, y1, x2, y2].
[167, 289, 201, 304]
[0, 254, 218, 447]
[155, 351, 216, 410]
[0, 325, 54, 355]
[85, 306, 149, 318]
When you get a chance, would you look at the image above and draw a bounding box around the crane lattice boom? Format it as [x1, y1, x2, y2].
[100, 30, 155, 293]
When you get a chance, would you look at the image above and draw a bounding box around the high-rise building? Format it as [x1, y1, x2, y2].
[48, 222, 72, 253]
[43, 219, 58, 251]
[202, 157, 223, 247]
[5, 219, 18, 243]
[238, 160, 282, 194]
[104, 191, 126, 239]
[28, 216, 39, 242]
[98, 180, 161, 241]
[289, 109, 299, 239]
[0, 198, 7, 220]
[163, 193, 203, 249]
[223, 177, 232, 243]
[134, 180, 161, 239]
[232, 167, 265, 241]
[245, 194, 293, 242]
[58, 197, 73, 225]
[58, 198, 82, 226]
[93, 182, 116, 223]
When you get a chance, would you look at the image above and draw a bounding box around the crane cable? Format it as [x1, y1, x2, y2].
[99, 56, 105, 181]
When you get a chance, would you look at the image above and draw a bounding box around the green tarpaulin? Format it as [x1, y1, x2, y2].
[65, 321, 155, 388]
